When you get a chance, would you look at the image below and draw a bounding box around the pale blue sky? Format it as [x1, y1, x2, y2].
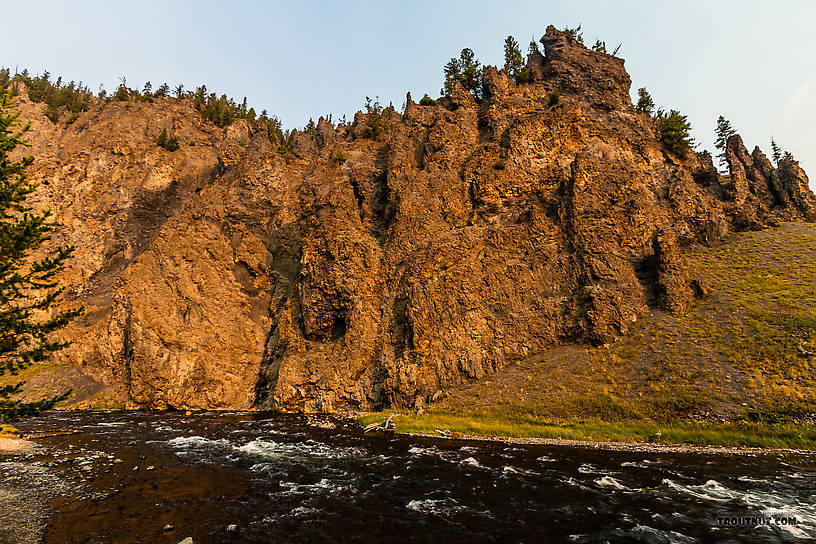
[4, 1, 815, 180]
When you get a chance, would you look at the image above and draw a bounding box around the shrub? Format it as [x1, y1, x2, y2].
[564, 24, 584, 44]
[364, 96, 386, 138]
[419, 94, 434, 106]
[165, 135, 179, 151]
[44, 104, 59, 124]
[64, 112, 79, 127]
[277, 130, 295, 155]
[493, 158, 506, 170]
[114, 85, 129, 101]
[548, 92, 560, 107]
[332, 150, 347, 165]
[657, 109, 694, 157]
[157, 128, 180, 151]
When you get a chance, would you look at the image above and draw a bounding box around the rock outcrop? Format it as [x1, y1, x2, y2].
[723, 134, 816, 226]
[16, 26, 816, 412]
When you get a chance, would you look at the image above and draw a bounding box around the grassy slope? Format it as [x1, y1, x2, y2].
[1, 363, 122, 410]
[362, 223, 816, 448]
[358, 412, 816, 449]
[0, 424, 19, 438]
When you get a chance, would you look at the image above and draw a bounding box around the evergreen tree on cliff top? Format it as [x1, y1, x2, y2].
[0, 91, 81, 423]
[503, 36, 528, 84]
[635, 87, 654, 116]
[657, 109, 695, 158]
[771, 138, 782, 167]
[442, 48, 484, 99]
[714, 116, 736, 171]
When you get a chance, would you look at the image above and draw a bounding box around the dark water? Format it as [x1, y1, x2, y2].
[2, 412, 814, 543]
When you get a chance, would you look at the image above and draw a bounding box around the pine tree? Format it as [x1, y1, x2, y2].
[155, 83, 169, 98]
[1, 91, 81, 422]
[564, 24, 584, 44]
[657, 109, 694, 157]
[771, 139, 782, 167]
[442, 58, 461, 96]
[528, 39, 541, 55]
[165, 135, 179, 152]
[503, 36, 528, 84]
[592, 40, 607, 53]
[714, 116, 736, 170]
[157, 127, 168, 148]
[442, 48, 484, 99]
[635, 87, 654, 115]
[304, 117, 316, 134]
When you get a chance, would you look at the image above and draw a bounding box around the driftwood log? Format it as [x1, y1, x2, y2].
[363, 413, 401, 433]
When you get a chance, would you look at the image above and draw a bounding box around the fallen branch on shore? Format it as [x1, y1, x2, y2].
[21, 429, 83, 438]
[363, 413, 401, 433]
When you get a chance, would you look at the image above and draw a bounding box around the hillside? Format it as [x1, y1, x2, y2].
[6, 26, 816, 416]
[435, 222, 816, 423]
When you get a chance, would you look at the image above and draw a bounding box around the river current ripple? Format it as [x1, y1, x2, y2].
[1, 411, 814, 543]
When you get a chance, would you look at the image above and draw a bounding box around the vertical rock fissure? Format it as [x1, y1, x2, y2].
[122, 300, 133, 402]
[254, 257, 303, 407]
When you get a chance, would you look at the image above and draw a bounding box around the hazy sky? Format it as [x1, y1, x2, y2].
[4, 1, 815, 181]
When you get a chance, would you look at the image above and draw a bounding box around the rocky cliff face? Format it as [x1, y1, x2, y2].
[18, 26, 815, 412]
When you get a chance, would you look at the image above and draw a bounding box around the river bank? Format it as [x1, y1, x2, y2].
[0, 438, 33, 453]
[0, 425, 34, 455]
[357, 410, 816, 452]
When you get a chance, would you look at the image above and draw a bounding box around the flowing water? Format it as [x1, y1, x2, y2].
[1, 411, 814, 543]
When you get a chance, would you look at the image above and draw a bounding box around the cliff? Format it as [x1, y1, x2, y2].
[14, 26, 816, 412]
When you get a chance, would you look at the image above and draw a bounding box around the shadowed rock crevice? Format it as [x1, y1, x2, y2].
[634, 255, 661, 309]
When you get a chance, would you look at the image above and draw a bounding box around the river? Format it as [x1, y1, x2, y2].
[0, 411, 813, 543]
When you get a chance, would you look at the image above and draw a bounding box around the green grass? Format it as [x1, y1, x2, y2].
[0, 363, 62, 387]
[683, 224, 816, 415]
[0, 424, 19, 438]
[82, 394, 125, 411]
[359, 410, 816, 449]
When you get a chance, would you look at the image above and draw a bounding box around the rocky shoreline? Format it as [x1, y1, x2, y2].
[406, 431, 816, 456]
[0, 449, 51, 544]
[0, 438, 34, 454]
